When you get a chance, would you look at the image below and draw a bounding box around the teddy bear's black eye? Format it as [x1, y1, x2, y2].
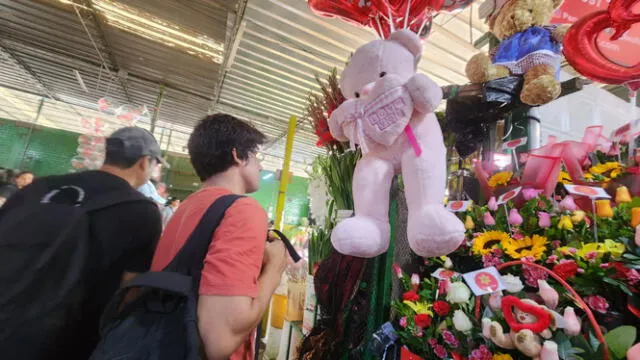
[528, 8, 533, 13]
[379, 72, 387, 78]
[355, 92, 360, 98]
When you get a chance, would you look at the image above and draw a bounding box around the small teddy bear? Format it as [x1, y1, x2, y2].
[328, 30, 465, 258]
[483, 297, 560, 360]
[465, 0, 570, 106]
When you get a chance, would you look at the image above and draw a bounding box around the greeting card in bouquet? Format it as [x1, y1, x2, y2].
[446, 200, 472, 212]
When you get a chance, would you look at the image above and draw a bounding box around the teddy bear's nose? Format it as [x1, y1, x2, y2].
[360, 81, 376, 99]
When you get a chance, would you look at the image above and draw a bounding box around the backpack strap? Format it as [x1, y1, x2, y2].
[269, 229, 302, 263]
[163, 194, 244, 284]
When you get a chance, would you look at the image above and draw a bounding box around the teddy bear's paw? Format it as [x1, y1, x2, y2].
[331, 216, 390, 258]
[515, 330, 542, 357]
[407, 205, 465, 257]
[520, 75, 561, 106]
[466, 54, 510, 83]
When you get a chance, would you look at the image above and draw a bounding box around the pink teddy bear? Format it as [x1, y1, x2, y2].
[328, 30, 465, 258]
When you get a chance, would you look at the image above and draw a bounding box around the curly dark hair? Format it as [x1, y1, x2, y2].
[188, 113, 266, 181]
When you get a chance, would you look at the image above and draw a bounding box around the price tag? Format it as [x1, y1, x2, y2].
[497, 186, 522, 205]
[564, 184, 611, 199]
[446, 200, 472, 212]
[502, 137, 528, 150]
[462, 267, 505, 296]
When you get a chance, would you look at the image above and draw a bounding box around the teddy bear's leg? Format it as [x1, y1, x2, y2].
[466, 53, 511, 83]
[488, 322, 515, 349]
[330, 155, 394, 258]
[520, 64, 561, 105]
[515, 329, 543, 358]
[401, 118, 465, 258]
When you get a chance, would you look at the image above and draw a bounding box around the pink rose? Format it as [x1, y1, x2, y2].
[392, 264, 403, 278]
[559, 195, 578, 211]
[508, 209, 523, 226]
[627, 269, 640, 286]
[538, 211, 551, 228]
[488, 196, 498, 211]
[482, 253, 503, 268]
[399, 316, 407, 328]
[523, 188, 543, 201]
[469, 345, 493, 360]
[546, 255, 559, 264]
[585, 295, 609, 314]
[483, 212, 496, 226]
[552, 240, 562, 249]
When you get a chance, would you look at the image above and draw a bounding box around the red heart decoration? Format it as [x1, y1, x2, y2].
[501, 296, 552, 334]
[307, 0, 374, 26]
[563, 0, 640, 89]
[370, 0, 443, 18]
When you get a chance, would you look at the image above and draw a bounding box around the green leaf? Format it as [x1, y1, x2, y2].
[555, 332, 574, 360]
[604, 325, 637, 359]
[588, 331, 601, 351]
[572, 335, 595, 354]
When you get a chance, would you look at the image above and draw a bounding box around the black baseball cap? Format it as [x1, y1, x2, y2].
[106, 127, 170, 168]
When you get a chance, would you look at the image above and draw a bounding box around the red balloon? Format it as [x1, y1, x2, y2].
[370, 0, 443, 18]
[369, 12, 433, 39]
[307, 0, 374, 26]
[563, 0, 640, 89]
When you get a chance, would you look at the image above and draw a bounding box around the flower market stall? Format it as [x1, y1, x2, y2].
[292, 0, 640, 359]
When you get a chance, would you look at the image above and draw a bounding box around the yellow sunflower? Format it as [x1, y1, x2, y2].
[472, 231, 512, 255]
[488, 171, 513, 188]
[589, 162, 621, 175]
[558, 171, 572, 184]
[504, 234, 548, 260]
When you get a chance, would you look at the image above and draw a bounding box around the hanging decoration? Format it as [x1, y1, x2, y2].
[97, 97, 150, 126]
[71, 118, 106, 171]
[562, 0, 640, 90]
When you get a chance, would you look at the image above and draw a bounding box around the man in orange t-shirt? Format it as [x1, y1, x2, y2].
[151, 114, 287, 360]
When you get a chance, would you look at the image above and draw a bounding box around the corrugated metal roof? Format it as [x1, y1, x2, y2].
[2, 0, 631, 177]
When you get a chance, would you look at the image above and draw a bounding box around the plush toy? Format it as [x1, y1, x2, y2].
[483, 296, 560, 360]
[465, 0, 570, 106]
[328, 29, 465, 258]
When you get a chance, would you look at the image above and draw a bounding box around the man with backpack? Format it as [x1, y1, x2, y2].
[0, 127, 164, 359]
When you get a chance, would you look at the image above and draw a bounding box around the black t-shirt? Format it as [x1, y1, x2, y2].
[0, 171, 162, 359]
[0, 183, 18, 200]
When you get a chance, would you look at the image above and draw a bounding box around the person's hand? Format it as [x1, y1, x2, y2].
[263, 237, 287, 275]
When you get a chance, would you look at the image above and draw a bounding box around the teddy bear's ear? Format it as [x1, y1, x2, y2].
[389, 29, 423, 62]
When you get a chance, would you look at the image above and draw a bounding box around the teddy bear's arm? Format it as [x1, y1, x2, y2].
[405, 73, 443, 114]
[328, 104, 351, 142]
[552, 24, 571, 44]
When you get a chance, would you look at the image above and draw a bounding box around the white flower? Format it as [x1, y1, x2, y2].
[446, 282, 471, 304]
[453, 310, 473, 332]
[443, 256, 453, 269]
[502, 274, 524, 293]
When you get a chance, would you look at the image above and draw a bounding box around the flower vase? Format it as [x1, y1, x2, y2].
[400, 346, 424, 360]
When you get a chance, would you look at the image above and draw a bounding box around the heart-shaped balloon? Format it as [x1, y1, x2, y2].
[370, 0, 443, 18]
[501, 296, 552, 334]
[307, 0, 374, 26]
[563, 0, 640, 89]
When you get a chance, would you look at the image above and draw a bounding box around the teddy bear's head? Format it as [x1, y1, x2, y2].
[481, 0, 563, 40]
[340, 30, 422, 101]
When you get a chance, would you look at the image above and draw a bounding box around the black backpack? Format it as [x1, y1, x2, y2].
[0, 185, 150, 359]
[90, 194, 243, 360]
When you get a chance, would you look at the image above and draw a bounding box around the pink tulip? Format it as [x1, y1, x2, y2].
[563, 307, 581, 336]
[636, 225, 640, 247]
[508, 209, 523, 226]
[559, 195, 578, 211]
[540, 341, 560, 360]
[538, 280, 559, 309]
[483, 212, 496, 226]
[392, 264, 403, 279]
[488, 196, 498, 211]
[523, 188, 543, 201]
[489, 292, 502, 311]
[411, 273, 420, 290]
[538, 211, 551, 228]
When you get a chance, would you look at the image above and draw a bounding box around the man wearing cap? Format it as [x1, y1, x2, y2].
[0, 127, 164, 359]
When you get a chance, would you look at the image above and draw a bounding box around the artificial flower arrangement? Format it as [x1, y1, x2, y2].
[391, 261, 638, 360]
[452, 187, 640, 326]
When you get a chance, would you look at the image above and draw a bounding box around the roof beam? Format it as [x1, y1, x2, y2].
[0, 42, 57, 100]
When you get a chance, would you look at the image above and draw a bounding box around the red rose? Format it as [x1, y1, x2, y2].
[403, 291, 420, 302]
[433, 300, 451, 316]
[414, 314, 432, 328]
[553, 261, 579, 280]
